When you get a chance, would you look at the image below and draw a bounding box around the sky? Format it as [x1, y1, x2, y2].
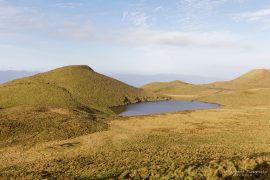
[0, 0, 270, 80]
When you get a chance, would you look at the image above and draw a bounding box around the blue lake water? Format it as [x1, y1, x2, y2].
[118, 100, 220, 116]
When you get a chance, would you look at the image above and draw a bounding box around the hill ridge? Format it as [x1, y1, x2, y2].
[141, 68, 270, 96]
[209, 69, 270, 89]
[0, 65, 162, 114]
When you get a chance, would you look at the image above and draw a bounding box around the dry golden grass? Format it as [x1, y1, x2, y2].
[142, 80, 211, 96]
[198, 88, 270, 108]
[1, 105, 269, 179]
[0, 106, 108, 148]
[1, 68, 270, 179]
[209, 69, 270, 90]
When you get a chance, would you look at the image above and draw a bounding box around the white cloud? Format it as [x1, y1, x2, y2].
[55, 2, 84, 8]
[0, 0, 250, 49]
[237, 8, 270, 21]
[235, 8, 270, 30]
[46, 21, 95, 41]
[0, 2, 25, 26]
[115, 29, 243, 49]
[178, 0, 227, 11]
[153, 6, 162, 12]
[0, 1, 94, 40]
[0, 1, 44, 32]
[174, 0, 251, 30]
[122, 11, 150, 28]
[175, 0, 228, 30]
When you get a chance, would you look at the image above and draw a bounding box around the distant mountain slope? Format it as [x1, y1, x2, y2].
[142, 80, 208, 95]
[0, 65, 162, 114]
[109, 74, 224, 87]
[142, 80, 189, 93]
[142, 69, 270, 98]
[0, 70, 37, 84]
[209, 69, 270, 89]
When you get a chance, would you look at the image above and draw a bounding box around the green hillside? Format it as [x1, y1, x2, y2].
[209, 69, 270, 89]
[142, 80, 188, 93]
[142, 80, 207, 95]
[0, 65, 164, 146]
[141, 69, 270, 101]
[0, 65, 163, 114]
[1, 67, 270, 179]
[0, 106, 108, 147]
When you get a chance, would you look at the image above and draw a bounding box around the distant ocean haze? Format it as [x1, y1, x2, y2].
[0, 71, 38, 84]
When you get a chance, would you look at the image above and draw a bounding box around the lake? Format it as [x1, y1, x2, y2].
[118, 100, 220, 116]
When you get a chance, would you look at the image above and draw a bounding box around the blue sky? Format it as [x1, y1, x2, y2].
[0, 0, 270, 79]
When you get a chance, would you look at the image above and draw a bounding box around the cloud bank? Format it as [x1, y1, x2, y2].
[235, 8, 270, 30]
[115, 29, 239, 48]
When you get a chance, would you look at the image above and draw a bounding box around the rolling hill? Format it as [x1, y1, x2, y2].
[0, 65, 164, 146]
[109, 74, 223, 86]
[142, 80, 189, 93]
[0, 65, 163, 114]
[141, 80, 211, 98]
[209, 69, 270, 89]
[142, 69, 270, 100]
[1, 67, 270, 179]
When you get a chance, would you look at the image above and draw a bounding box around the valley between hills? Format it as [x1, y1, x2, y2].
[0, 65, 269, 179]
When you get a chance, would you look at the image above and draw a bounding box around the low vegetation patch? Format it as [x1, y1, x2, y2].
[0, 106, 108, 147]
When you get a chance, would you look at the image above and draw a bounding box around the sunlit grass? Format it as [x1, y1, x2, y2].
[0, 66, 270, 179]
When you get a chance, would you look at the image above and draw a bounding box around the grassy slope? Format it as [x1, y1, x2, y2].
[0, 65, 162, 114]
[0, 81, 81, 110]
[198, 88, 270, 108]
[1, 68, 270, 179]
[142, 80, 209, 96]
[1, 106, 269, 179]
[0, 65, 163, 148]
[209, 69, 270, 90]
[0, 106, 108, 147]
[142, 80, 189, 93]
[142, 69, 270, 101]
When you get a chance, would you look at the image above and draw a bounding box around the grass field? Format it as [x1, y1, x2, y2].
[0, 67, 270, 179]
[0, 106, 108, 148]
[1, 105, 269, 179]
